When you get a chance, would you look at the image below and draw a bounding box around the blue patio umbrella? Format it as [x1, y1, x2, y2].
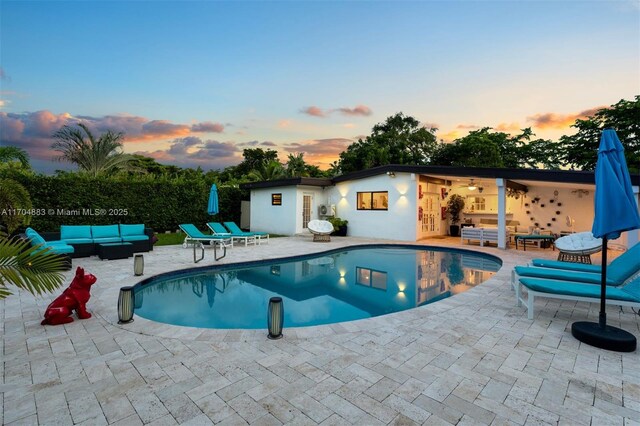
[207, 184, 219, 215]
[571, 128, 640, 352]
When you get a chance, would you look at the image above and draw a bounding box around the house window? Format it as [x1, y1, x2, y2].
[357, 191, 388, 210]
[272, 193, 282, 206]
[356, 267, 387, 290]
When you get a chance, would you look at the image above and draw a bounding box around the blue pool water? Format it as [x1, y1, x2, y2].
[133, 245, 501, 329]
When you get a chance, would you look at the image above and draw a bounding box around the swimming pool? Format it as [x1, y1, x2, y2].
[133, 245, 501, 329]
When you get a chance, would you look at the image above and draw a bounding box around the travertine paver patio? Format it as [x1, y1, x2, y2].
[2, 236, 639, 425]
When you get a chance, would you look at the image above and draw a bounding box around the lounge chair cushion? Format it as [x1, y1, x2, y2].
[520, 277, 640, 302]
[608, 243, 640, 284]
[207, 222, 231, 235]
[93, 237, 122, 244]
[61, 225, 92, 240]
[514, 266, 607, 285]
[122, 235, 149, 242]
[64, 238, 94, 244]
[531, 259, 601, 274]
[25, 228, 46, 245]
[91, 225, 120, 239]
[120, 224, 145, 236]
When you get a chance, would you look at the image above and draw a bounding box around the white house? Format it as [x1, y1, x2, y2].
[242, 165, 640, 250]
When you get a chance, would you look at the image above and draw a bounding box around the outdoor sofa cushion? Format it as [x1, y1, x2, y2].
[120, 224, 145, 236]
[122, 235, 149, 242]
[61, 225, 92, 240]
[91, 225, 120, 239]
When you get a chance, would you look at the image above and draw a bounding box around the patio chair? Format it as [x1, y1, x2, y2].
[223, 221, 269, 245]
[511, 246, 640, 290]
[178, 224, 231, 262]
[308, 219, 333, 242]
[516, 275, 640, 319]
[553, 231, 603, 264]
[529, 242, 640, 274]
[207, 222, 255, 247]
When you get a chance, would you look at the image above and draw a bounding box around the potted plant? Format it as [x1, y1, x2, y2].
[446, 194, 465, 237]
[329, 217, 348, 236]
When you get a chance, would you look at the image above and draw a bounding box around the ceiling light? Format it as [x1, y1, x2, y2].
[468, 184, 477, 191]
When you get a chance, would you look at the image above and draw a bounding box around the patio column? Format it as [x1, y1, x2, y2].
[496, 178, 507, 249]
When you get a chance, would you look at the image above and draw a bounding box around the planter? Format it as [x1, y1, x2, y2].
[331, 225, 348, 236]
[449, 225, 460, 237]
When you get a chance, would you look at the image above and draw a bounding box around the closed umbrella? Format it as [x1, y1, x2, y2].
[571, 128, 640, 352]
[207, 184, 219, 215]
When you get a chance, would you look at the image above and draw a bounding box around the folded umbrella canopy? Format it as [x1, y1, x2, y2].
[207, 184, 219, 215]
[572, 128, 640, 352]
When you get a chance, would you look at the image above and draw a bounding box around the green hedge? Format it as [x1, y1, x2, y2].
[2, 172, 248, 232]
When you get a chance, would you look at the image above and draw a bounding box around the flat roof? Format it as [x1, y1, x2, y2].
[241, 164, 640, 189]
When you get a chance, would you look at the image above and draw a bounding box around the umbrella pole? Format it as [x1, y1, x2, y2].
[599, 237, 607, 328]
[572, 236, 636, 352]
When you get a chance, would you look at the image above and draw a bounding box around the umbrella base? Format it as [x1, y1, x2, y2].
[572, 321, 636, 352]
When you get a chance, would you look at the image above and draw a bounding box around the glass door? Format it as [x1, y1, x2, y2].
[302, 194, 312, 229]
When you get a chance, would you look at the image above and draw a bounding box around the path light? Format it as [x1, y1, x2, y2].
[134, 254, 144, 276]
[118, 286, 135, 324]
[267, 297, 284, 339]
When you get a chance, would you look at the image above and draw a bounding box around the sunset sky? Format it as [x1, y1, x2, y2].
[1, 1, 638, 173]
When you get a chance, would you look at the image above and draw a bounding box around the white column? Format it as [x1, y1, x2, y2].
[497, 178, 507, 249]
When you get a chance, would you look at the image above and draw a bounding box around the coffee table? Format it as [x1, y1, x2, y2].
[98, 242, 133, 260]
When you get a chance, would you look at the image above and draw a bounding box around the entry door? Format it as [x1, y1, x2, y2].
[302, 194, 312, 229]
[422, 193, 440, 237]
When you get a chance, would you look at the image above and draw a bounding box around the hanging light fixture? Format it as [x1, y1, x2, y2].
[467, 179, 477, 191]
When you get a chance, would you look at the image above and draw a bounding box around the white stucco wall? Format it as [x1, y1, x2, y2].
[250, 187, 299, 235]
[326, 173, 417, 241]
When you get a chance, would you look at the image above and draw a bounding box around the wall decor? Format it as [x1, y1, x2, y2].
[556, 211, 561, 215]
[535, 222, 540, 227]
[552, 218, 556, 221]
[526, 210, 530, 214]
[557, 202, 562, 206]
[540, 204, 545, 208]
[531, 217, 535, 221]
[547, 223, 551, 227]
[524, 203, 529, 207]
[550, 199, 555, 203]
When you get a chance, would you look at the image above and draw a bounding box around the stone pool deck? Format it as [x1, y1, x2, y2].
[2, 236, 639, 425]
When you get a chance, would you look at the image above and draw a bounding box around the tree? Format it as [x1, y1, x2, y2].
[557, 96, 640, 171]
[286, 153, 309, 177]
[52, 123, 133, 176]
[432, 129, 504, 168]
[338, 113, 438, 173]
[0, 178, 33, 233]
[0, 146, 31, 169]
[233, 148, 279, 177]
[247, 160, 286, 181]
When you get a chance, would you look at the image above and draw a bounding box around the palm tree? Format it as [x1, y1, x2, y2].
[0, 146, 31, 168]
[52, 123, 133, 176]
[247, 160, 286, 181]
[286, 153, 309, 177]
[0, 234, 67, 299]
[0, 178, 33, 233]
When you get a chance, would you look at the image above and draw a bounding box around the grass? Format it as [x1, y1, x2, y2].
[156, 232, 185, 246]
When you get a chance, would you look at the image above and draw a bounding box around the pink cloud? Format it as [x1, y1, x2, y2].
[526, 107, 604, 129]
[300, 106, 326, 117]
[135, 137, 241, 170]
[0, 110, 229, 172]
[191, 121, 224, 133]
[337, 105, 372, 116]
[282, 137, 353, 168]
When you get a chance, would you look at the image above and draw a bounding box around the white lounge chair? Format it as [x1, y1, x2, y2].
[554, 231, 602, 264]
[308, 220, 333, 242]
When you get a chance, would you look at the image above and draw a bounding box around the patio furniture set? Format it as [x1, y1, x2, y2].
[178, 222, 269, 263]
[23, 224, 154, 268]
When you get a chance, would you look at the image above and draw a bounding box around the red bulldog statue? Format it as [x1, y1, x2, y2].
[41, 267, 97, 325]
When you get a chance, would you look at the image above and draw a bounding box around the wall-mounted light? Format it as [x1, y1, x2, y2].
[386, 171, 396, 178]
